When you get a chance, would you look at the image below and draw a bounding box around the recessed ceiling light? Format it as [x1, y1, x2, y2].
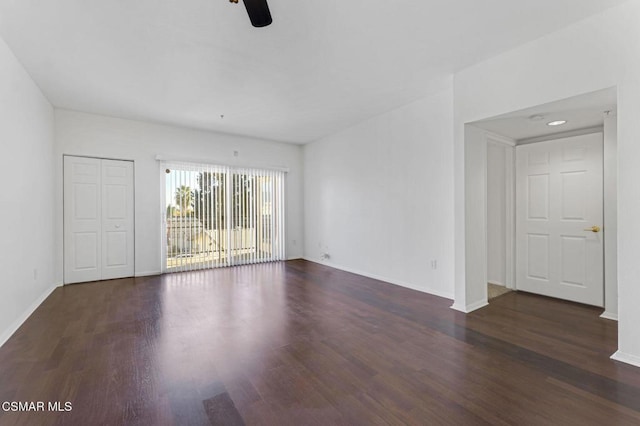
[547, 120, 567, 126]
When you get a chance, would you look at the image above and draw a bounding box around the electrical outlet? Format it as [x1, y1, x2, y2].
[321, 253, 331, 260]
[431, 260, 437, 270]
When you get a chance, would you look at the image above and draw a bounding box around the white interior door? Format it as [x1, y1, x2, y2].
[64, 156, 102, 284]
[101, 159, 135, 280]
[64, 156, 134, 284]
[516, 133, 603, 306]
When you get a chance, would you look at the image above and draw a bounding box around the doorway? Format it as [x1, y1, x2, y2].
[466, 87, 618, 316]
[63, 155, 135, 284]
[486, 135, 515, 301]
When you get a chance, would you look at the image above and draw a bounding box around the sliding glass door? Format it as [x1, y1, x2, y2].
[162, 162, 285, 272]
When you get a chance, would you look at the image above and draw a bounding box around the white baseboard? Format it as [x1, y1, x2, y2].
[134, 271, 162, 277]
[450, 299, 489, 313]
[611, 350, 640, 368]
[488, 281, 505, 287]
[450, 302, 467, 312]
[0, 284, 58, 348]
[302, 257, 454, 300]
[600, 311, 618, 321]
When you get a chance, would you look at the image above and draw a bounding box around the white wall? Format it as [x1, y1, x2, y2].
[603, 114, 618, 320]
[54, 110, 304, 282]
[458, 127, 515, 312]
[303, 85, 455, 299]
[455, 124, 488, 311]
[486, 141, 507, 286]
[453, 0, 640, 364]
[0, 37, 56, 345]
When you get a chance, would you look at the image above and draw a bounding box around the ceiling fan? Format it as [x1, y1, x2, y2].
[229, 0, 272, 27]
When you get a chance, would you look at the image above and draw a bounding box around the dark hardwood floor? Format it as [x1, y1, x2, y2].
[1, 259, 639, 425]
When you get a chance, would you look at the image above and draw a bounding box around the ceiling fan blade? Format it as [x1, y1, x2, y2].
[242, 0, 272, 27]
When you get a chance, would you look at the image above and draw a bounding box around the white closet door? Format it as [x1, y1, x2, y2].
[64, 156, 134, 284]
[64, 156, 102, 284]
[516, 133, 603, 306]
[101, 159, 135, 280]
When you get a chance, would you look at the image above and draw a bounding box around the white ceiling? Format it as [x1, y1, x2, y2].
[471, 87, 617, 142]
[0, 0, 628, 143]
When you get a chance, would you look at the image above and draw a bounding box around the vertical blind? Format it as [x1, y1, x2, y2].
[163, 161, 285, 272]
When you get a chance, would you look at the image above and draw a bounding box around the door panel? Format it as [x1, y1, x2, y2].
[561, 171, 587, 219]
[527, 174, 549, 219]
[64, 156, 102, 283]
[73, 233, 99, 270]
[105, 185, 127, 218]
[516, 133, 603, 306]
[526, 234, 549, 281]
[101, 159, 134, 280]
[105, 232, 127, 267]
[73, 183, 99, 218]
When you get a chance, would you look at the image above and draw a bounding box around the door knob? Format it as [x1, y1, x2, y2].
[583, 225, 600, 233]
